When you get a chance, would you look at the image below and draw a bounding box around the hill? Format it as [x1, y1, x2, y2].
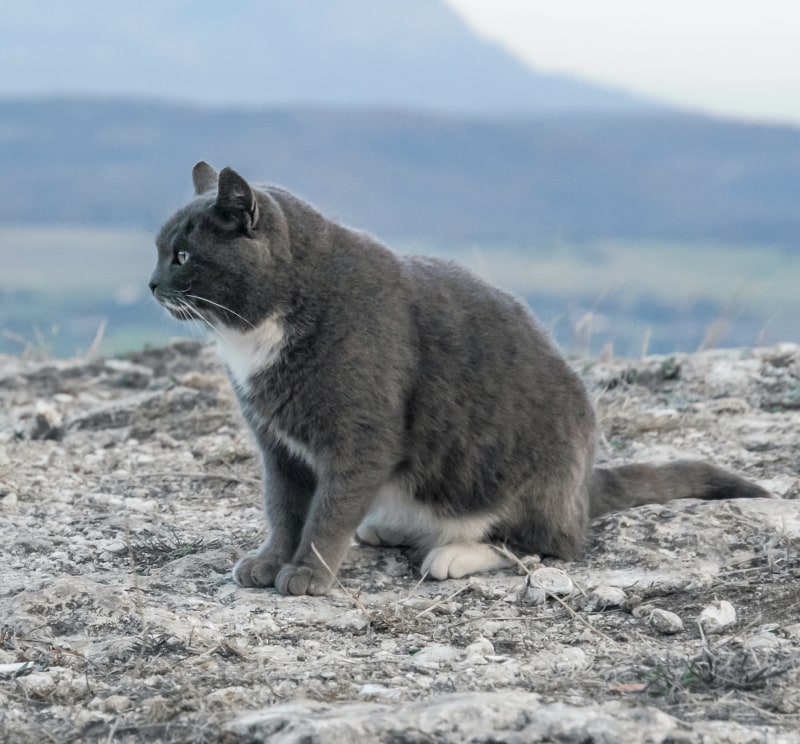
[0, 0, 644, 113]
[2, 98, 800, 244]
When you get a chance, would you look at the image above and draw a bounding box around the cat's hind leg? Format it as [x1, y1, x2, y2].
[355, 479, 426, 548]
[421, 542, 511, 580]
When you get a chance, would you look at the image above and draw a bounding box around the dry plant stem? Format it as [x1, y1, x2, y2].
[310, 542, 372, 621]
[413, 585, 470, 620]
[85, 319, 107, 360]
[492, 544, 618, 646]
[136, 471, 261, 486]
[125, 517, 149, 676]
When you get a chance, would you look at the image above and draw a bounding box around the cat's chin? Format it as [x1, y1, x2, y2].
[159, 301, 195, 322]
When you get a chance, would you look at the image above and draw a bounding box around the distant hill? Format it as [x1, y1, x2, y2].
[0, 0, 645, 114]
[1, 98, 799, 245]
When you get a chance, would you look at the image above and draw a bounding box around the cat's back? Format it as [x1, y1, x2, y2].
[400, 255, 563, 377]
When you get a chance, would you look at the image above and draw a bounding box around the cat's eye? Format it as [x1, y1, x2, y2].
[176, 250, 190, 265]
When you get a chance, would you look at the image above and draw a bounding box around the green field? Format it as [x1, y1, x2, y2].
[1, 225, 797, 359]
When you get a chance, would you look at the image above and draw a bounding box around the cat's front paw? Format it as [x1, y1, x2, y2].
[232, 553, 283, 588]
[274, 563, 333, 596]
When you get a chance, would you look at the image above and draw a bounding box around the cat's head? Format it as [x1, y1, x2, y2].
[150, 162, 290, 331]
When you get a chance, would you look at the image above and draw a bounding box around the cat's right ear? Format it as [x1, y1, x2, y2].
[192, 161, 219, 195]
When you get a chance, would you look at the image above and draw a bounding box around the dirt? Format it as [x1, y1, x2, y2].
[0, 340, 798, 743]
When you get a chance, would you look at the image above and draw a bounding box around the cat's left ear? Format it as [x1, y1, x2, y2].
[216, 167, 259, 233]
[192, 161, 218, 195]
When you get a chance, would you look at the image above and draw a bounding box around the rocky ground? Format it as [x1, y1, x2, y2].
[0, 340, 798, 743]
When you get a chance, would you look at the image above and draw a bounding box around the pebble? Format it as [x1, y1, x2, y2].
[30, 400, 64, 441]
[359, 683, 403, 701]
[411, 644, 461, 667]
[781, 623, 800, 640]
[584, 584, 627, 611]
[465, 637, 495, 659]
[17, 671, 57, 698]
[326, 611, 370, 632]
[101, 694, 132, 713]
[522, 585, 547, 605]
[698, 600, 737, 633]
[523, 567, 574, 604]
[649, 608, 684, 635]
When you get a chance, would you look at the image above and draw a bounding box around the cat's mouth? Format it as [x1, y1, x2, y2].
[154, 291, 198, 322]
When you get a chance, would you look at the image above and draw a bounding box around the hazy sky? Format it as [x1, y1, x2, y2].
[445, 0, 800, 126]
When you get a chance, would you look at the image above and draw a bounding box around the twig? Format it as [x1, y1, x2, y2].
[492, 544, 618, 646]
[86, 319, 107, 360]
[136, 471, 260, 486]
[413, 585, 470, 619]
[310, 542, 372, 622]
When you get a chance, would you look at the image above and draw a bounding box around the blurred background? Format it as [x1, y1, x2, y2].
[1, 0, 798, 359]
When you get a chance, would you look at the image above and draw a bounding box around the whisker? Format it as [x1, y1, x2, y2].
[185, 294, 254, 328]
[177, 298, 228, 345]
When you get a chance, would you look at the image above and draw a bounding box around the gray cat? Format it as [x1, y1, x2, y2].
[149, 161, 768, 595]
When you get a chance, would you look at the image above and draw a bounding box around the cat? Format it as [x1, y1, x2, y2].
[149, 161, 769, 596]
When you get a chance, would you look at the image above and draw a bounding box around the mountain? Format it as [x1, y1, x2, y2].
[1, 98, 799, 245]
[0, 0, 647, 113]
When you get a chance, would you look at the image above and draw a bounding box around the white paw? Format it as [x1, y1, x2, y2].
[421, 542, 510, 580]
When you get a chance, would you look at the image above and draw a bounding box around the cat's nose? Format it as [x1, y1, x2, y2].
[149, 279, 159, 294]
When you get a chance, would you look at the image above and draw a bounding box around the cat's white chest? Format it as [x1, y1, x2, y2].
[214, 315, 284, 389]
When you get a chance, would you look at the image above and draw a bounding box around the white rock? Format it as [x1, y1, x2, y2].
[781, 623, 800, 640]
[698, 601, 737, 633]
[358, 684, 403, 701]
[522, 585, 547, 605]
[586, 584, 627, 610]
[326, 611, 369, 632]
[649, 609, 684, 635]
[557, 647, 588, 672]
[101, 694, 132, 713]
[527, 567, 574, 597]
[18, 671, 56, 698]
[465, 637, 495, 659]
[412, 645, 462, 667]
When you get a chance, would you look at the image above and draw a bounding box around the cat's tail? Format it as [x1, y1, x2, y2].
[589, 460, 770, 519]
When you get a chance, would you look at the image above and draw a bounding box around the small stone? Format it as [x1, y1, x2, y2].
[105, 540, 128, 555]
[527, 567, 574, 597]
[412, 645, 461, 667]
[206, 686, 249, 709]
[584, 584, 627, 611]
[30, 400, 64, 441]
[465, 637, 494, 659]
[522, 585, 547, 606]
[698, 600, 737, 633]
[102, 694, 132, 713]
[632, 603, 655, 619]
[141, 695, 170, 721]
[649, 608, 684, 635]
[513, 554, 542, 575]
[556, 647, 588, 672]
[781, 623, 800, 640]
[326, 611, 369, 632]
[358, 684, 403, 701]
[17, 671, 56, 698]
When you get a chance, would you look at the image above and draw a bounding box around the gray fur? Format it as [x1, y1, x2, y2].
[150, 162, 769, 595]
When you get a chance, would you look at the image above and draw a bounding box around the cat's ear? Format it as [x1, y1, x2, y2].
[192, 161, 218, 195]
[216, 166, 259, 231]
